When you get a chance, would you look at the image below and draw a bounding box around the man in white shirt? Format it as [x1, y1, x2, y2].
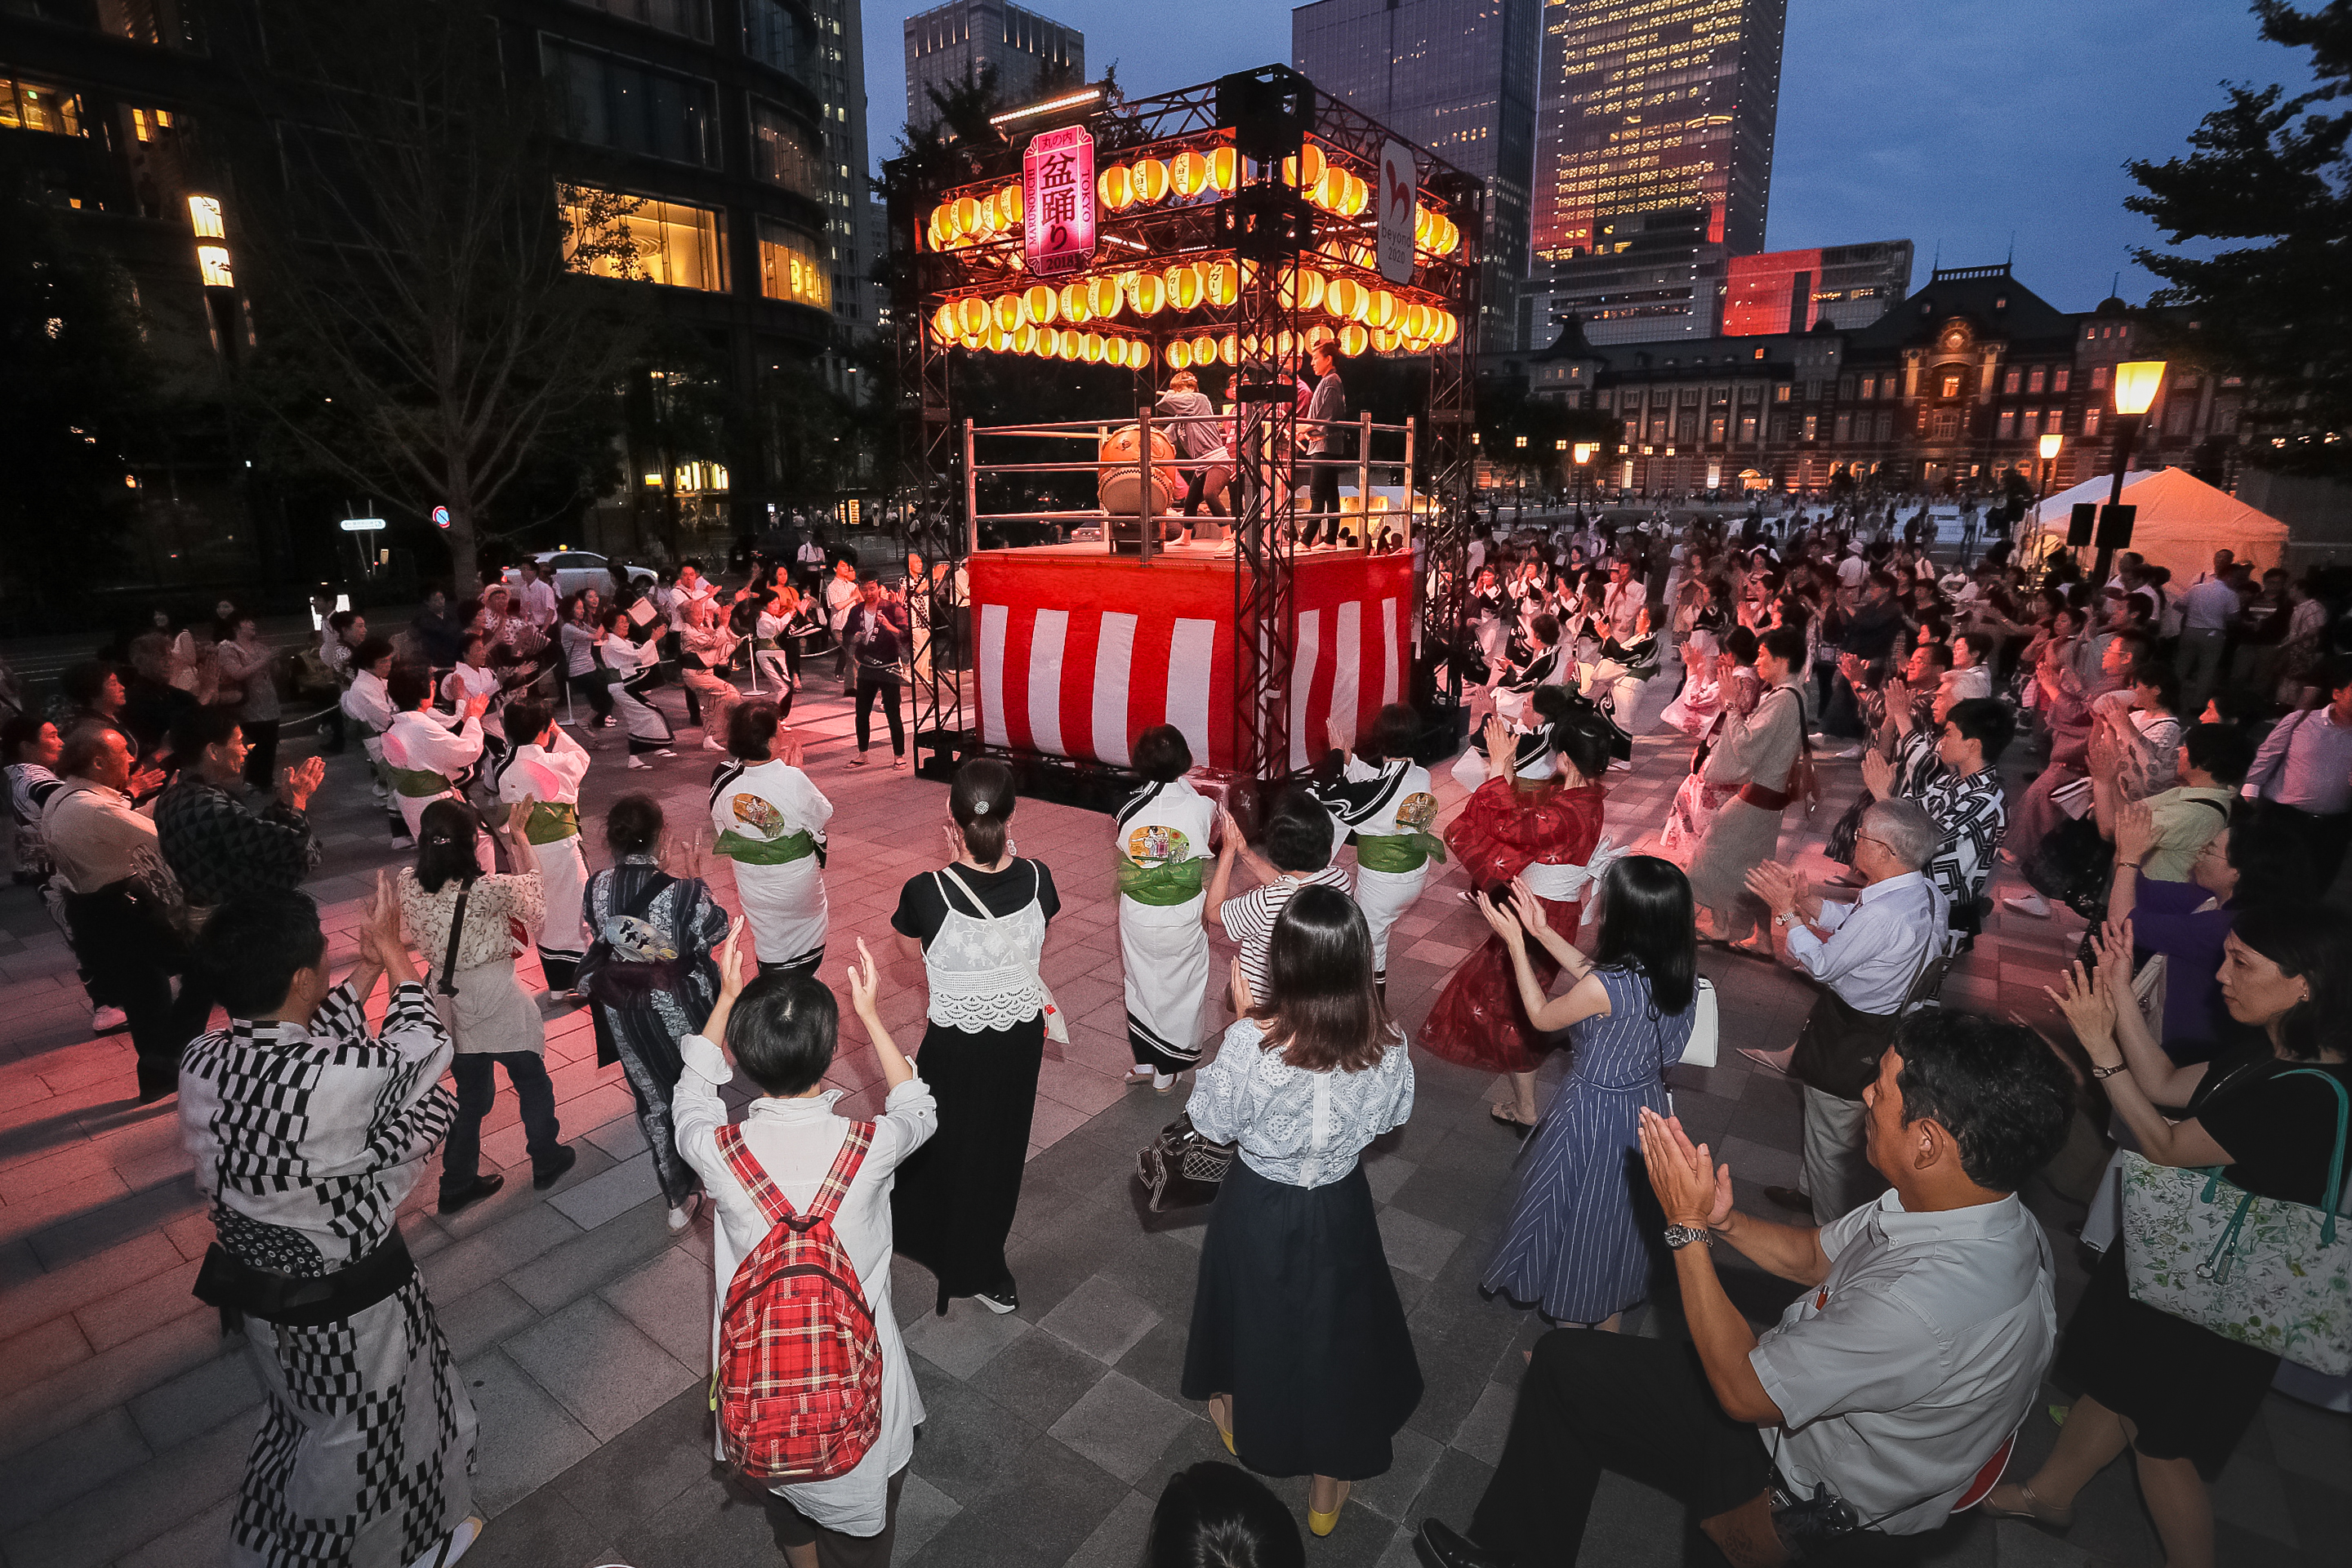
[1414, 1010, 2072, 1568]
[797, 531, 830, 592]
[2242, 657, 2352, 887]
[825, 559, 862, 696]
[1745, 800, 1949, 1223]
[2176, 550, 2243, 710]
[519, 560, 559, 630]
[674, 937, 936, 1566]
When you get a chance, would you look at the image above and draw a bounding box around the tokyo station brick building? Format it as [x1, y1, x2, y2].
[1503, 261, 2247, 500]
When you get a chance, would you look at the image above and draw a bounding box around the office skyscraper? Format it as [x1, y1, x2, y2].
[1533, 0, 1788, 262]
[904, 0, 1084, 131]
[1294, 0, 1542, 352]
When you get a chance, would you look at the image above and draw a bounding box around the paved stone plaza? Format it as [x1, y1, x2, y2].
[1, 678, 2343, 1567]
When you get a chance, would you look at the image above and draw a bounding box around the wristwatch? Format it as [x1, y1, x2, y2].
[1664, 1223, 1713, 1250]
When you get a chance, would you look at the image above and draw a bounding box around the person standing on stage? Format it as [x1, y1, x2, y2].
[890, 760, 1060, 1316]
[710, 699, 832, 984]
[1307, 705, 1438, 998]
[180, 887, 482, 1568]
[1116, 724, 1218, 1093]
[1297, 340, 1347, 550]
[598, 605, 679, 766]
[381, 666, 489, 852]
[1687, 625, 1808, 954]
[496, 697, 593, 1001]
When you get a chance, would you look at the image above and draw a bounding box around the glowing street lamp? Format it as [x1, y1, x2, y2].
[2094, 359, 2167, 586]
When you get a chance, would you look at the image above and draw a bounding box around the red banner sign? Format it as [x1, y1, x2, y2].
[1022, 125, 1097, 276]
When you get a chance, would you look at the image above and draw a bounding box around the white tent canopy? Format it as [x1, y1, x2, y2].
[2026, 468, 2289, 583]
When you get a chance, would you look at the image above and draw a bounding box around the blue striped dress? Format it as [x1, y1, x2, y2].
[1481, 965, 1695, 1324]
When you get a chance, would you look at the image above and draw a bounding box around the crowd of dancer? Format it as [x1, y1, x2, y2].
[2, 505, 2347, 1568]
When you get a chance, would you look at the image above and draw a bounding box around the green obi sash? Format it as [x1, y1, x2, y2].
[387, 765, 453, 799]
[1356, 832, 1447, 875]
[1118, 854, 1207, 906]
[715, 826, 818, 866]
[523, 802, 579, 844]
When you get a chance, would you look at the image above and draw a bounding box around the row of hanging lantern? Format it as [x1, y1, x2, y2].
[924, 139, 1462, 261]
[927, 309, 1451, 363]
[926, 318, 1161, 367]
[926, 259, 1457, 350]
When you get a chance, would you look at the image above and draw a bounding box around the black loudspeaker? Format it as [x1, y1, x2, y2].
[2096, 504, 2137, 549]
[1217, 66, 1311, 163]
[2067, 503, 2096, 546]
[1220, 185, 1312, 262]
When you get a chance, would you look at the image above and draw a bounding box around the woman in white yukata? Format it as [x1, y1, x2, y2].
[710, 698, 832, 984]
[597, 605, 679, 765]
[1307, 705, 1439, 998]
[497, 696, 593, 999]
[379, 665, 490, 862]
[180, 881, 481, 1568]
[1116, 724, 1218, 1093]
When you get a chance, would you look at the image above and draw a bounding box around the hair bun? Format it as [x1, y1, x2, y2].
[971, 800, 990, 815]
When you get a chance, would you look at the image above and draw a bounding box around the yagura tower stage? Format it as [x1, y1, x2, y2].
[887, 64, 1482, 785]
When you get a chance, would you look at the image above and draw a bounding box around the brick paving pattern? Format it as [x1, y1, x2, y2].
[1, 673, 2344, 1567]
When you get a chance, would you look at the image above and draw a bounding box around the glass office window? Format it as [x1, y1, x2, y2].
[758, 220, 830, 309]
[562, 187, 726, 291]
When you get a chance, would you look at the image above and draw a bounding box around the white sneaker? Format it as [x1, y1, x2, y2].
[91, 1004, 128, 1033]
[626, 756, 651, 770]
[667, 1204, 691, 1232]
[2003, 892, 2053, 919]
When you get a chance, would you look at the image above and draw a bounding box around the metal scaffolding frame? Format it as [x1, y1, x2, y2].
[883, 64, 1481, 782]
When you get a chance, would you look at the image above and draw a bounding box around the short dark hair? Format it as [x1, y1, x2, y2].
[1133, 724, 1192, 784]
[197, 892, 328, 1018]
[414, 799, 483, 893]
[2134, 661, 2182, 713]
[1944, 697, 2015, 767]
[2, 714, 51, 761]
[1370, 702, 1420, 764]
[1148, 1461, 1303, 1568]
[1914, 639, 1953, 673]
[1531, 612, 1561, 644]
[58, 722, 122, 778]
[1760, 626, 1806, 667]
[1722, 624, 1758, 664]
[353, 636, 394, 670]
[327, 610, 359, 635]
[504, 697, 553, 749]
[1889, 1010, 2074, 1192]
[952, 757, 1019, 862]
[60, 660, 118, 706]
[605, 792, 664, 856]
[388, 666, 434, 711]
[728, 699, 783, 761]
[170, 705, 242, 762]
[1957, 630, 1993, 665]
[2183, 721, 2255, 786]
[1262, 789, 1334, 873]
[726, 973, 839, 1095]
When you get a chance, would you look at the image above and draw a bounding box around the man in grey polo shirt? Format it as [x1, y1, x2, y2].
[1414, 1010, 2072, 1568]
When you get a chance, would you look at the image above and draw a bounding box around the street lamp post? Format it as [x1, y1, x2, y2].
[2095, 360, 2167, 588]
[1572, 441, 1597, 522]
[2034, 430, 2063, 571]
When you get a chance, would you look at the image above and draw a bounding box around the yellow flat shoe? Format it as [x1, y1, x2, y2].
[1307, 1481, 1349, 1537]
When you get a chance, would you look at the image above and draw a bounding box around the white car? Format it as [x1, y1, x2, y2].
[507, 550, 657, 600]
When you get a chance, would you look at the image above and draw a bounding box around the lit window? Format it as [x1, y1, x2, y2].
[758, 220, 831, 309]
[0, 78, 86, 136]
[1940, 373, 1962, 398]
[751, 101, 817, 194]
[1859, 375, 1875, 399]
[2084, 407, 2103, 436]
[1738, 415, 1757, 442]
[2054, 368, 2071, 393]
[2023, 410, 2041, 437]
[1802, 414, 1817, 440]
[1997, 411, 2015, 438]
[187, 195, 225, 238]
[1773, 385, 1790, 403]
[2091, 366, 2109, 390]
[561, 187, 727, 291]
[198, 245, 235, 287]
[2027, 368, 2046, 394]
[2002, 368, 2021, 394]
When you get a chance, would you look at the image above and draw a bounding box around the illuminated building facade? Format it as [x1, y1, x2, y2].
[903, 0, 1082, 131]
[1721, 241, 1912, 336]
[1527, 204, 1724, 345]
[1292, 0, 1541, 351]
[1533, 0, 1788, 262]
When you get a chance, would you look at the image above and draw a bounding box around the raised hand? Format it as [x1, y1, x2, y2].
[2044, 960, 2117, 1052]
[1507, 877, 1553, 941]
[1326, 715, 1351, 756]
[508, 794, 538, 835]
[1230, 955, 1257, 1014]
[280, 755, 327, 810]
[1860, 746, 1895, 800]
[465, 693, 492, 719]
[847, 937, 880, 1017]
[1476, 888, 1523, 947]
[1637, 1107, 1731, 1230]
[715, 917, 747, 1000]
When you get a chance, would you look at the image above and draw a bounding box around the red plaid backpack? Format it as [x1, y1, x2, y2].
[714, 1120, 884, 1482]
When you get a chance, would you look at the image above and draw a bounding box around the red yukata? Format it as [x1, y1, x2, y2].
[1419, 777, 1607, 1074]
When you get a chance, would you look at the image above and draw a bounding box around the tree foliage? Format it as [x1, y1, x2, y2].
[227, 0, 644, 591]
[2126, 1, 2352, 474]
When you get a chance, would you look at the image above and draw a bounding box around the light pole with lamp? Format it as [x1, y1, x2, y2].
[1572, 441, 1597, 522]
[1513, 433, 1528, 522]
[2029, 430, 2063, 571]
[2094, 360, 2167, 588]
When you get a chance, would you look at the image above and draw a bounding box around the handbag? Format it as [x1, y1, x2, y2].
[1682, 977, 1719, 1069]
[2121, 1069, 2352, 1374]
[1137, 1111, 1237, 1213]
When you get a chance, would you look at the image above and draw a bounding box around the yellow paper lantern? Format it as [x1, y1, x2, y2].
[1129, 271, 1166, 315]
[1240, 333, 1259, 359]
[993, 293, 1024, 332]
[1098, 164, 1135, 212]
[1011, 323, 1037, 355]
[1130, 340, 1152, 369]
[1365, 289, 1398, 330]
[1339, 322, 1369, 358]
[1278, 265, 1326, 313]
[1325, 275, 1367, 323]
[1087, 274, 1125, 319]
[956, 296, 990, 336]
[997, 184, 1023, 229]
[1203, 259, 1241, 308]
[986, 323, 1009, 354]
[1167, 338, 1193, 372]
[1209, 146, 1239, 193]
[1275, 329, 1294, 359]
[953, 195, 982, 237]
[1312, 166, 1342, 212]
[1432, 310, 1459, 346]
[1370, 325, 1400, 354]
[1133, 158, 1171, 204]
[1058, 282, 1092, 325]
[1218, 333, 1239, 367]
[1343, 170, 1370, 217]
[1082, 332, 1105, 365]
[956, 331, 982, 351]
[930, 304, 957, 343]
[1405, 301, 1434, 339]
[1060, 327, 1085, 359]
[1107, 337, 1132, 369]
[926, 210, 947, 251]
[1165, 261, 1205, 312]
[1170, 150, 1212, 197]
[1191, 334, 1218, 367]
[1024, 284, 1059, 327]
[1282, 142, 1326, 192]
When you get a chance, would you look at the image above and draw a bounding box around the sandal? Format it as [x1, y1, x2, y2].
[1978, 1481, 2075, 1530]
[1490, 1103, 1538, 1138]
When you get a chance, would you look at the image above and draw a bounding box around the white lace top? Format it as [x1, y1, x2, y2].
[920, 865, 1049, 1033]
[1187, 1018, 1415, 1188]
